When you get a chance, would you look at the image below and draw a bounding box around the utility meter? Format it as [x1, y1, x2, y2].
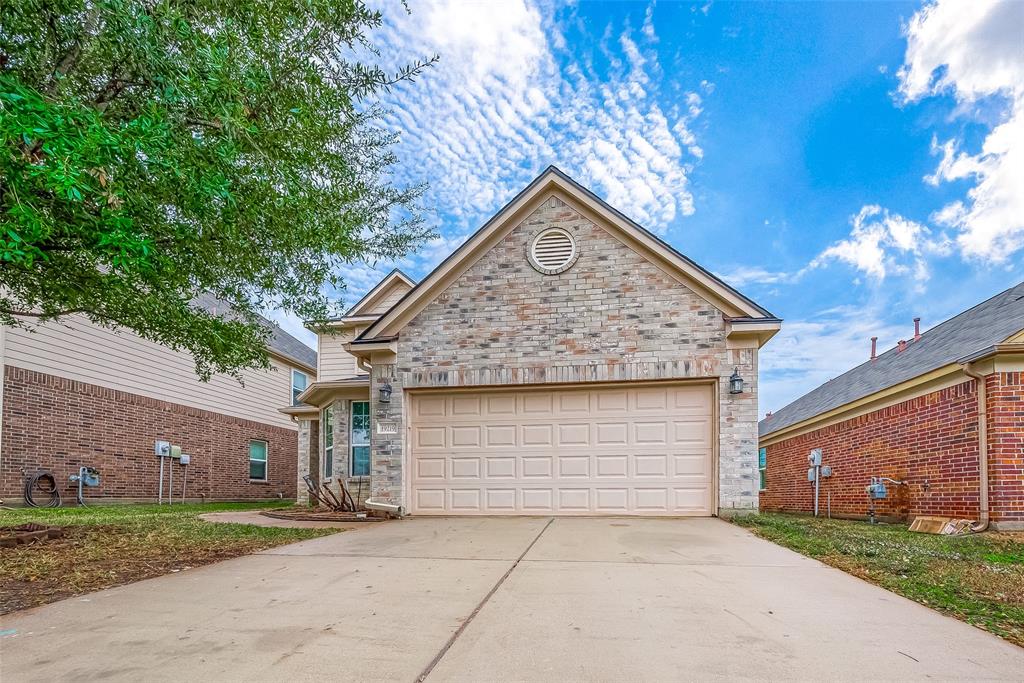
[808, 448, 822, 467]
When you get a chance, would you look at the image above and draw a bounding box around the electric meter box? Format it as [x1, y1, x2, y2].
[808, 448, 822, 466]
[807, 467, 817, 482]
[180, 454, 191, 465]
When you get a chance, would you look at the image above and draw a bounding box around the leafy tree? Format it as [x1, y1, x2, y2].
[0, 1, 435, 378]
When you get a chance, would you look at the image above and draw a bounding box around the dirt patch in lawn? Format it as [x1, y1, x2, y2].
[0, 503, 335, 614]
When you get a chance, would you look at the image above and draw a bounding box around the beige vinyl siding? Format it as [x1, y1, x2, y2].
[363, 282, 411, 315]
[317, 326, 365, 380]
[3, 316, 300, 429]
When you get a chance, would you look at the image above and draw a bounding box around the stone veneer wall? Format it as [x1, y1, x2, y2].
[369, 195, 760, 513]
[294, 416, 319, 505]
[305, 399, 373, 508]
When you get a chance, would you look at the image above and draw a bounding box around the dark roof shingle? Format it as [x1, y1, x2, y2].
[194, 293, 317, 370]
[760, 282, 1024, 438]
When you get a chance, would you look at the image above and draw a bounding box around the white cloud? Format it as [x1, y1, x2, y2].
[759, 305, 907, 414]
[811, 205, 949, 285]
[371, 0, 703, 233]
[642, 3, 658, 41]
[898, 0, 1024, 262]
[714, 266, 800, 288]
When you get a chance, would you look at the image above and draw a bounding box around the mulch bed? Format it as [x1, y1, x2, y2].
[260, 509, 386, 523]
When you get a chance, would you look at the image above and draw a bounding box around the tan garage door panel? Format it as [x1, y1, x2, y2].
[409, 383, 714, 516]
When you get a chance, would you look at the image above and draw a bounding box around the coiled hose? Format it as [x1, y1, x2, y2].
[24, 470, 62, 508]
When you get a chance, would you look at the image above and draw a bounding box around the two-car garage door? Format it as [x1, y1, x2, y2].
[409, 382, 714, 516]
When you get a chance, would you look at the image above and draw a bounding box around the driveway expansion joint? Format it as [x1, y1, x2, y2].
[416, 517, 555, 682]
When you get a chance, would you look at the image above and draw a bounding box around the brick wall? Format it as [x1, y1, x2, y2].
[2, 366, 297, 504]
[760, 380, 983, 521]
[987, 372, 1024, 523]
[380, 194, 760, 512]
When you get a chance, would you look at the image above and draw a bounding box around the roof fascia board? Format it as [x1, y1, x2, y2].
[958, 342, 1024, 364]
[361, 168, 772, 340]
[360, 177, 555, 340]
[726, 320, 782, 348]
[296, 379, 371, 407]
[1002, 328, 1024, 343]
[760, 363, 966, 446]
[552, 181, 768, 319]
[346, 270, 416, 317]
[267, 348, 315, 374]
[278, 405, 319, 417]
[344, 339, 398, 357]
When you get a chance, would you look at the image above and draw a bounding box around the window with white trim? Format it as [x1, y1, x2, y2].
[758, 447, 767, 491]
[351, 401, 370, 477]
[292, 369, 309, 406]
[322, 406, 334, 480]
[249, 440, 268, 481]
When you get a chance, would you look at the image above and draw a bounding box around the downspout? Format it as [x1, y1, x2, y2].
[961, 363, 989, 532]
[357, 355, 372, 374]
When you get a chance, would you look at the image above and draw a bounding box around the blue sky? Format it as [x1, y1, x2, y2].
[274, 0, 1024, 416]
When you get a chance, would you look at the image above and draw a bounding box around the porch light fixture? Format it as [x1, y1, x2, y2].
[728, 368, 744, 395]
[378, 381, 393, 404]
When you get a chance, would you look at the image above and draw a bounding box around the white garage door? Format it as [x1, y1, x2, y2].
[408, 382, 714, 516]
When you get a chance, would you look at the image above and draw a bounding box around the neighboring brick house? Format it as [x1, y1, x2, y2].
[0, 296, 317, 505]
[759, 283, 1024, 530]
[292, 167, 780, 516]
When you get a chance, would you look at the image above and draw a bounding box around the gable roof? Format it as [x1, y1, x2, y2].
[345, 269, 416, 317]
[194, 292, 317, 371]
[760, 281, 1024, 439]
[355, 166, 776, 343]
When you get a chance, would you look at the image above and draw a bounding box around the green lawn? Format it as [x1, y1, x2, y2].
[1, 502, 336, 614]
[733, 512, 1024, 647]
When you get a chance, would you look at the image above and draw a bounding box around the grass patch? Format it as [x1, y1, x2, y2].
[1, 502, 337, 614]
[733, 513, 1024, 647]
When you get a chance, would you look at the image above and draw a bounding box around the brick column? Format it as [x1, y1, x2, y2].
[718, 346, 759, 515]
[294, 416, 319, 506]
[987, 371, 1024, 528]
[370, 364, 404, 505]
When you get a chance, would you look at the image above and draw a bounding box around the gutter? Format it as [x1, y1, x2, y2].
[961, 362, 990, 532]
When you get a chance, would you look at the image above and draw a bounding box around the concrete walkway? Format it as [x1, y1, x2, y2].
[2, 517, 1021, 681]
[199, 510, 362, 529]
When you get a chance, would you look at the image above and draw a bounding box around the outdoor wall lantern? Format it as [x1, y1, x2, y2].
[378, 381, 393, 404]
[729, 368, 745, 395]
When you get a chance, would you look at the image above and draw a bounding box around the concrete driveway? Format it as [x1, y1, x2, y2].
[2, 517, 1022, 681]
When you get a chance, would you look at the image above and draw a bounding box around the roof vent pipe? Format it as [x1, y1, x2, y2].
[870, 337, 878, 361]
[914, 317, 922, 341]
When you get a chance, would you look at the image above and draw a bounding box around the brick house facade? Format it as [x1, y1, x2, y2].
[1, 303, 316, 505]
[297, 167, 780, 517]
[759, 284, 1024, 529]
[2, 368, 298, 503]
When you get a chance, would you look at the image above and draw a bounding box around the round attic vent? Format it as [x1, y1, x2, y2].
[528, 228, 578, 274]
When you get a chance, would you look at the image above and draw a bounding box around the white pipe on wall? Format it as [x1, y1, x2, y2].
[962, 363, 990, 532]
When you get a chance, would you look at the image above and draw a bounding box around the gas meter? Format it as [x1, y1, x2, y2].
[866, 481, 887, 499]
